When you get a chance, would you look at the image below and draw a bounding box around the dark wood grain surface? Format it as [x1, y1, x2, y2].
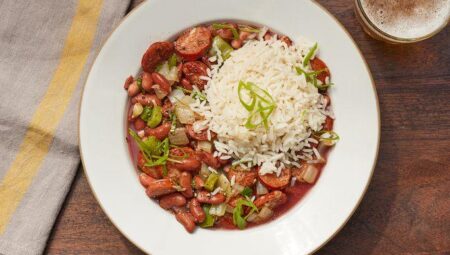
[45, 0, 450, 254]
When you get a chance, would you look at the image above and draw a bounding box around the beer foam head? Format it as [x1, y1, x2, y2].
[361, 0, 450, 39]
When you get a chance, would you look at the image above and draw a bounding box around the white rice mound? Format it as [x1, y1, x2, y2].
[190, 36, 332, 176]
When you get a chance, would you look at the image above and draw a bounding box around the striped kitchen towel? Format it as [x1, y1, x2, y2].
[0, 0, 130, 254]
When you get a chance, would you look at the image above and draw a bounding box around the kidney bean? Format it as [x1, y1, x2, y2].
[239, 31, 250, 41]
[167, 167, 181, 183]
[254, 190, 287, 209]
[174, 209, 196, 233]
[180, 78, 193, 90]
[159, 193, 187, 209]
[151, 72, 171, 94]
[192, 175, 204, 190]
[201, 55, 212, 68]
[144, 122, 171, 140]
[146, 179, 176, 198]
[264, 32, 273, 41]
[161, 99, 173, 118]
[324, 117, 333, 131]
[189, 198, 205, 223]
[123, 75, 134, 89]
[137, 151, 163, 179]
[141, 72, 154, 92]
[216, 28, 234, 41]
[132, 93, 161, 106]
[134, 118, 146, 131]
[182, 61, 208, 90]
[167, 147, 201, 172]
[141, 41, 174, 73]
[180, 172, 193, 198]
[279, 35, 293, 46]
[258, 167, 291, 190]
[196, 191, 225, 205]
[185, 125, 216, 141]
[231, 39, 242, 49]
[197, 151, 221, 169]
[127, 82, 140, 97]
[138, 173, 155, 188]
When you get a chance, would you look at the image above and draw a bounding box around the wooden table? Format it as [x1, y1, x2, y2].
[45, 0, 450, 254]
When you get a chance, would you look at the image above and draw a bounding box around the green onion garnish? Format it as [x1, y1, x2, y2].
[295, 66, 332, 91]
[303, 43, 318, 67]
[145, 138, 170, 167]
[140, 106, 153, 122]
[313, 130, 340, 145]
[238, 81, 276, 130]
[212, 23, 239, 40]
[232, 198, 258, 229]
[200, 205, 215, 228]
[240, 187, 253, 197]
[238, 25, 260, 33]
[168, 54, 178, 69]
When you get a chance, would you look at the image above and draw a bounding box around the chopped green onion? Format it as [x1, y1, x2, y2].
[128, 129, 160, 159]
[211, 23, 239, 40]
[210, 36, 234, 60]
[314, 130, 340, 145]
[140, 106, 153, 122]
[232, 198, 258, 229]
[303, 43, 318, 67]
[145, 138, 169, 167]
[169, 112, 177, 134]
[136, 78, 142, 91]
[200, 205, 215, 228]
[147, 106, 162, 128]
[240, 187, 253, 197]
[168, 54, 178, 69]
[295, 66, 331, 91]
[162, 165, 168, 176]
[204, 172, 219, 191]
[193, 90, 207, 101]
[238, 25, 260, 33]
[238, 81, 256, 111]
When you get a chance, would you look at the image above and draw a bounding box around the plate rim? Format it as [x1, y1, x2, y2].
[78, 1, 381, 254]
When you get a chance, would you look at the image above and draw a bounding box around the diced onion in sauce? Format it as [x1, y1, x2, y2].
[168, 128, 189, 145]
[175, 105, 195, 124]
[168, 88, 185, 104]
[302, 164, 319, 184]
[197, 141, 212, 153]
[132, 103, 143, 118]
[209, 203, 226, 216]
[256, 181, 268, 195]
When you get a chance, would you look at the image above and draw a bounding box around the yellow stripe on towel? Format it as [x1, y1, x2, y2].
[0, 0, 103, 233]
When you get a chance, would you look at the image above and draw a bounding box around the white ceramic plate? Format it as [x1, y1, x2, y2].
[79, 0, 380, 254]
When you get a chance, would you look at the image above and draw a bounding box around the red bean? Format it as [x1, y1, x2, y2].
[167, 147, 201, 172]
[174, 209, 196, 233]
[138, 173, 155, 188]
[216, 28, 234, 41]
[180, 78, 193, 90]
[185, 125, 216, 141]
[279, 35, 293, 46]
[141, 72, 154, 92]
[132, 93, 161, 106]
[231, 39, 242, 49]
[239, 31, 250, 41]
[180, 172, 193, 198]
[159, 193, 187, 209]
[144, 122, 171, 140]
[127, 82, 140, 97]
[196, 191, 225, 205]
[146, 179, 176, 198]
[182, 61, 208, 90]
[254, 191, 287, 209]
[151, 72, 171, 96]
[134, 118, 146, 131]
[123, 75, 134, 89]
[141, 41, 174, 73]
[197, 151, 221, 169]
[189, 198, 205, 223]
[137, 151, 163, 179]
[193, 175, 204, 190]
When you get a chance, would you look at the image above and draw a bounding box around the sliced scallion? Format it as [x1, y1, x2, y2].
[303, 43, 318, 67]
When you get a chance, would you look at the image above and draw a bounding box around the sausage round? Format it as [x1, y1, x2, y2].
[310, 57, 330, 84]
[141, 41, 174, 73]
[258, 168, 291, 190]
[175, 27, 212, 61]
[182, 61, 208, 90]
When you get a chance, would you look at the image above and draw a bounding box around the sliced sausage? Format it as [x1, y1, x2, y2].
[323, 116, 333, 131]
[180, 172, 193, 198]
[185, 125, 216, 141]
[310, 57, 330, 84]
[254, 190, 287, 209]
[279, 35, 293, 46]
[175, 27, 212, 61]
[159, 193, 187, 209]
[131, 93, 162, 106]
[146, 179, 176, 197]
[137, 151, 163, 179]
[182, 61, 208, 90]
[189, 198, 206, 223]
[226, 166, 257, 187]
[141, 41, 174, 73]
[258, 168, 291, 190]
[144, 122, 171, 140]
[196, 191, 225, 205]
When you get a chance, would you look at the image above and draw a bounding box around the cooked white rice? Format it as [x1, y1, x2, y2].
[190, 35, 332, 176]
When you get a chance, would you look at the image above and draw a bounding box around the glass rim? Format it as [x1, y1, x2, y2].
[355, 0, 450, 43]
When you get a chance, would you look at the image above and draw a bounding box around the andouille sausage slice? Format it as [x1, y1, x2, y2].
[185, 125, 216, 141]
[225, 166, 257, 187]
[182, 61, 208, 90]
[175, 27, 212, 61]
[310, 57, 330, 84]
[141, 41, 174, 73]
[258, 168, 291, 190]
[254, 190, 287, 209]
